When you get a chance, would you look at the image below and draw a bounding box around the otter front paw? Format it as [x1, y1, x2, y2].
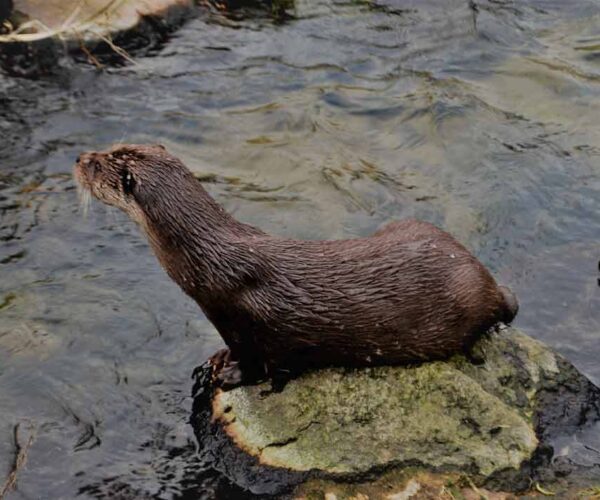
[215, 361, 244, 390]
[208, 348, 231, 373]
[209, 348, 244, 390]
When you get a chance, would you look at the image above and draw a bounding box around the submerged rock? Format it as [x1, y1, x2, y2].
[0, 0, 195, 75]
[191, 327, 600, 497]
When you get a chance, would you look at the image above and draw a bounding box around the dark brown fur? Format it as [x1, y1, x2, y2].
[74, 144, 518, 388]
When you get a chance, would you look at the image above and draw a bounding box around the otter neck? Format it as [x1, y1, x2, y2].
[139, 180, 261, 300]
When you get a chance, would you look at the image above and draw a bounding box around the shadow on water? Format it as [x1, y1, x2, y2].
[1, 0, 600, 497]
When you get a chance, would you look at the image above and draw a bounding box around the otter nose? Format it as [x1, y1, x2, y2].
[77, 152, 95, 166]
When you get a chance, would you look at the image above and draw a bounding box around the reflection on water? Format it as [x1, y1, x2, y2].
[1, 0, 599, 496]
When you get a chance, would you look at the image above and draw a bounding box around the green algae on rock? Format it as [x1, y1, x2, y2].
[213, 361, 537, 476]
[191, 327, 600, 497]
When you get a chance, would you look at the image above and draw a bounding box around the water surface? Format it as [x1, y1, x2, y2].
[1, 0, 599, 497]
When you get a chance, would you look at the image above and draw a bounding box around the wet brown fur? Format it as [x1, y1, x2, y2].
[74, 144, 518, 387]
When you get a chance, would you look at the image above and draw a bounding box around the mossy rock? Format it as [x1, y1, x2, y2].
[191, 327, 600, 497]
[213, 363, 537, 476]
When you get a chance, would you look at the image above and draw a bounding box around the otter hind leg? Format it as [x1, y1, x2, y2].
[462, 317, 508, 366]
[464, 343, 486, 365]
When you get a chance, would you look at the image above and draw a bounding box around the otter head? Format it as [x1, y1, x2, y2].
[73, 143, 196, 225]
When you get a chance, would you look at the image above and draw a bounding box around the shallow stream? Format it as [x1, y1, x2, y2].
[1, 0, 599, 497]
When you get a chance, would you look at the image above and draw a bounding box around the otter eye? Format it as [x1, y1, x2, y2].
[121, 168, 136, 196]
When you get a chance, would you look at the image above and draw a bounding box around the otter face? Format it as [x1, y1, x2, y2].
[73, 143, 183, 224]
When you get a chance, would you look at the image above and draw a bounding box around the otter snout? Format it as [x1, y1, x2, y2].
[74, 147, 146, 214]
[76, 151, 96, 168]
[73, 152, 100, 215]
[74, 151, 101, 186]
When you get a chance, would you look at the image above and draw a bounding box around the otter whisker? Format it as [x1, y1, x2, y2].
[116, 130, 129, 148]
[77, 185, 91, 218]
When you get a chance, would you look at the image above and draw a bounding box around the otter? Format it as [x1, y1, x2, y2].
[74, 144, 518, 388]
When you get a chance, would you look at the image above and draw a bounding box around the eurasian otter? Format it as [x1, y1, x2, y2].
[74, 144, 518, 388]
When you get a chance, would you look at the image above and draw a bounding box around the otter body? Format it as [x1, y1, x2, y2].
[74, 144, 518, 387]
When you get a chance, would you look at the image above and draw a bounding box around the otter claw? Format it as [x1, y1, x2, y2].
[208, 348, 244, 389]
[216, 361, 244, 390]
[209, 348, 231, 371]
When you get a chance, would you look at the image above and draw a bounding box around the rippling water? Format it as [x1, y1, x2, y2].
[1, 0, 599, 497]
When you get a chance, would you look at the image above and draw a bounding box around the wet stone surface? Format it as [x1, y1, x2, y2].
[191, 328, 600, 497]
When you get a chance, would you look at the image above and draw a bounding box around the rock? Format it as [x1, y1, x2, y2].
[296, 471, 520, 500]
[6, 0, 192, 40]
[191, 327, 600, 497]
[0, 0, 12, 24]
[214, 363, 537, 476]
[219, 0, 294, 18]
[0, 0, 195, 75]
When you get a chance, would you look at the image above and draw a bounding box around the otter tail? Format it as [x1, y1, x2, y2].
[498, 285, 519, 324]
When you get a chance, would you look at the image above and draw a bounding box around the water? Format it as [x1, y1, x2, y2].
[1, 0, 599, 497]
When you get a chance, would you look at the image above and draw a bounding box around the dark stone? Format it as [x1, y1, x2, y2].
[0, 38, 59, 77]
[0, 0, 12, 24]
[191, 362, 307, 497]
